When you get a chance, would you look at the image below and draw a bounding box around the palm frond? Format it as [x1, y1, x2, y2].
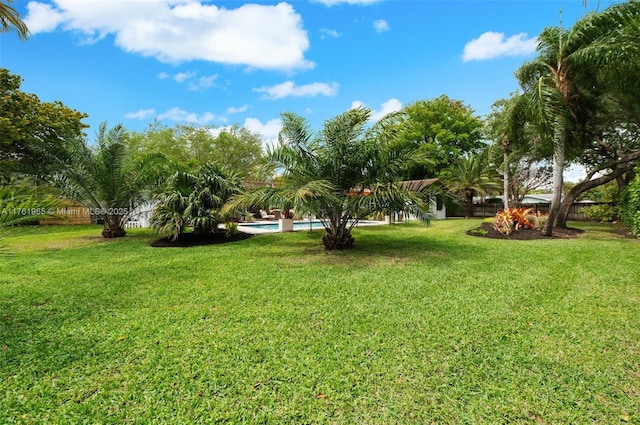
[0, 0, 29, 39]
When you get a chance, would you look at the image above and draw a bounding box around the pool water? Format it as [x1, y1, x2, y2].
[238, 220, 380, 233]
[239, 220, 325, 230]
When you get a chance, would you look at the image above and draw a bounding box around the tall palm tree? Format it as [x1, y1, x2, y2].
[224, 107, 434, 250]
[53, 123, 162, 238]
[1, 0, 29, 40]
[516, 1, 640, 235]
[444, 151, 499, 219]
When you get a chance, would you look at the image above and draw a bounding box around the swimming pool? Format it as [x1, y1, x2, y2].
[238, 220, 381, 234]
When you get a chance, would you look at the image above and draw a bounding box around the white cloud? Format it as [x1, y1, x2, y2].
[351, 98, 402, 121]
[174, 71, 196, 83]
[24, 2, 66, 33]
[227, 105, 251, 113]
[125, 108, 156, 120]
[254, 81, 339, 100]
[156, 107, 224, 124]
[157, 72, 169, 79]
[373, 19, 389, 33]
[24, 1, 314, 71]
[463, 31, 537, 62]
[187, 74, 218, 91]
[244, 117, 282, 150]
[125, 107, 226, 124]
[320, 28, 341, 39]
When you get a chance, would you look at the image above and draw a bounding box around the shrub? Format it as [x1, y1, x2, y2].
[621, 173, 640, 237]
[525, 211, 548, 230]
[493, 208, 536, 235]
[581, 204, 620, 223]
[225, 221, 238, 238]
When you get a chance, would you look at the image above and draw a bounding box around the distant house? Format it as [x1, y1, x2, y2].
[484, 193, 596, 205]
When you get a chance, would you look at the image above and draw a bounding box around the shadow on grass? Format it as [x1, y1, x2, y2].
[257, 223, 490, 267]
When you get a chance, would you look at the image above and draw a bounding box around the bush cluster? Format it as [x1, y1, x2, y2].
[581, 204, 620, 223]
[621, 172, 640, 237]
[493, 208, 548, 235]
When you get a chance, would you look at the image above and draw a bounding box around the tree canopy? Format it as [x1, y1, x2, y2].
[127, 121, 264, 178]
[0, 68, 88, 178]
[515, 1, 640, 234]
[395, 95, 485, 179]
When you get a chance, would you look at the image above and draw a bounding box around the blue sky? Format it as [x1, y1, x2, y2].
[1, 0, 613, 179]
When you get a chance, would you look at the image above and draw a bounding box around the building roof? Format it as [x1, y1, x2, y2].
[400, 178, 440, 191]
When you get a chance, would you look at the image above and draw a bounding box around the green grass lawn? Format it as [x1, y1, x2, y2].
[1, 220, 639, 424]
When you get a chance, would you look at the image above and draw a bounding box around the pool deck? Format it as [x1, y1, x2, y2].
[237, 220, 386, 234]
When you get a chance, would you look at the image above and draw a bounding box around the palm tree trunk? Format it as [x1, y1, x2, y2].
[543, 126, 565, 236]
[503, 146, 510, 210]
[465, 189, 475, 219]
[322, 227, 354, 250]
[102, 214, 126, 238]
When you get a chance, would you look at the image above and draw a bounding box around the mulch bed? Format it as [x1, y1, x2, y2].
[466, 222, 583, 240]
[151, 231, 254, 247]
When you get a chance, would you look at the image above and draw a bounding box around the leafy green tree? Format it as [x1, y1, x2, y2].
[516, 1, 640, 235]
[395, 95, 485, 179]
[0, 68, 88, 178]
[127, 120, 191, 169]
[182, 124, 264, 178]
[53, 123, 162, 238]
[0, 0, 28, 39]
[151, 164, 242, 241]
[128, 122, 264, 178]
[224, 107, 433, 250]
[443, 151, 500, 219]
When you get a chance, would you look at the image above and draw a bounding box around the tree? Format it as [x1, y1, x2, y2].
[556, 124, 640, 227]
[395, 95, 485, 179]
[224, 108, 434, 250]
[553, 61, 640, 227]
[53, 123, 161, 238]
[127, 120, 191, 169]
[621, 166, 640, 237]
[151, 164, 242, 241]
[443, 151, 500, 219]
[182, 124, 264, 178]
[0, 68, 88, 178]
[508, 159, 552, 206]
[128, 122, 264, 178]
[487, 96, 553, 208]
[516, 2, 640, 235]
[0, 0, 28, 40]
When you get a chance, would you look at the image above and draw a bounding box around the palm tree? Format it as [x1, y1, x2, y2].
[516, 1, 640, 235]
[486, 94, 532, 210]
[224, 107, 434, 250]
[443, 151, 500, 219]
[0, 183, 58, 228]
[53, 123, 162, 238]
[1, 0, 29, 39]
[151, 164, 242, 241]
